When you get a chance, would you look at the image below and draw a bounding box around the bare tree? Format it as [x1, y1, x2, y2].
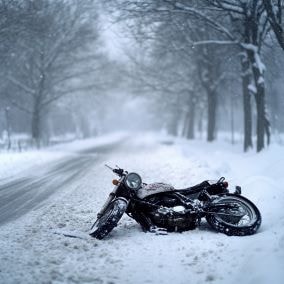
[207, 0, 271, 151]
[106, 1, 230, 140]
[3, 0, 102, 146]
[119, 0, 272, 151]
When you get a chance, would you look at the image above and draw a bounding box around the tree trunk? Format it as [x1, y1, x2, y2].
[182, 113, 189, 137]
[31, 109, 41, 148]
[198, 108, 204, 139]
[4, 107, 12, 150]
[241, 56, 253, 151]
[255, 90, 265, 152]
[31, 70, 45, 148]
[207, 90, 217, 142]
[187, 96, 195, 139]
[250, 53, 269, 152]
[230, 93, 235, 145]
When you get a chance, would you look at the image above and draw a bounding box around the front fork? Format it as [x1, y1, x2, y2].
[97, 192, 116, 218]
[97, 177, 124, 218]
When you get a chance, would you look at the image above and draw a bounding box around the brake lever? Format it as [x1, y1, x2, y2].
[105, 164, 114, 171]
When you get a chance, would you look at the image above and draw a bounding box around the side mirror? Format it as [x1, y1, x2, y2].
[234, 186, 241, 195]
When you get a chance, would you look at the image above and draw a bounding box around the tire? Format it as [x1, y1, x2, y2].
[90, 198, 127, 240]
[206, 194, 261, 236]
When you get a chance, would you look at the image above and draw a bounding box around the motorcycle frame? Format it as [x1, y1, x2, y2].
[96, 171, 232, 232]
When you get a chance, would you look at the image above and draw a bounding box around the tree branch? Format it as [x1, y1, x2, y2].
[7, 75, 36, 96]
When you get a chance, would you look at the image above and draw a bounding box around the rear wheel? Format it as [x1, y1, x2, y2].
[206, 194, 261, 236]
[90, 198, 127, 240]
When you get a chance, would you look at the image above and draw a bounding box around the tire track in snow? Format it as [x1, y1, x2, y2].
[0, 140, 124, 225]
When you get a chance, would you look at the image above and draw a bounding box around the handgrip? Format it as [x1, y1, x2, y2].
[113, 168, 124, 176]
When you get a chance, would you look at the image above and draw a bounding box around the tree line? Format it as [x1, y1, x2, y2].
[1, 0, 283, 152]
[107, 0, 284, 152]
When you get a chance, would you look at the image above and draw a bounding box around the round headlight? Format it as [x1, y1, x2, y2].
[125, 173, 142, 190]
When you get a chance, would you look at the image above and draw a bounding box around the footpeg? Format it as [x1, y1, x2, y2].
[149, 226, 168, 235]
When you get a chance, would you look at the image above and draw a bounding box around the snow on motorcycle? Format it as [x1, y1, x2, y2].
[90, 165, 261, 239]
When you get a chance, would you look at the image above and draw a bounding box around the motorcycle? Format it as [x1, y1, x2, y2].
[90, 165, 261, 239]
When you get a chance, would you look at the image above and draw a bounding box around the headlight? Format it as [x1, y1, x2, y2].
[125, 173, 142, 190]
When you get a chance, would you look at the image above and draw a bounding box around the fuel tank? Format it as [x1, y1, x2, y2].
[137, 182, 175, 199]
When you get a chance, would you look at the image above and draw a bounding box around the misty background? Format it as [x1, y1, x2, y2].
[0, 0, 284, 152]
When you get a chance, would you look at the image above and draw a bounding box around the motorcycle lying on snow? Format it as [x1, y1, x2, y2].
[90, 165, 261, 239]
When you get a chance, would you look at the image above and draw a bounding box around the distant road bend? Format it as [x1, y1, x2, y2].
[0, 140, 123, 225]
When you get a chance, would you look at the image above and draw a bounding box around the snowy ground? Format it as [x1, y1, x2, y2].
[0, 132, 284, 284]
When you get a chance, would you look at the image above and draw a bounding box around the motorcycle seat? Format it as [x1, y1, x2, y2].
[175, 181, 209, 194]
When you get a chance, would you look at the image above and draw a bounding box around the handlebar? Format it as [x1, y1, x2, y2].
[105, 164, 127, 177]
[113, 168, 125, 176]
[217, 177, 225, 184]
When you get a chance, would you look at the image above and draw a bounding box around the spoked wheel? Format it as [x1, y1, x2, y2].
[206, 194, 261, 236]
[90, 198, 127, 240]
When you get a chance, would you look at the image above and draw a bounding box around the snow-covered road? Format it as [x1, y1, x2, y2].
[0, 133, 284, 284]
[0, 140, 124, 225]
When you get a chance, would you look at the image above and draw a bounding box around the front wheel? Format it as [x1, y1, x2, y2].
[206, 194, 261, 236]
[90, 198, 128, 240]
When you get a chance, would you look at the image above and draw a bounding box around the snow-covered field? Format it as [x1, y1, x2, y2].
[0, 132, 284, 284]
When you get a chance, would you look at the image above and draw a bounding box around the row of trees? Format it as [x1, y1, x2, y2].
[108, 0, 284, 152]
[0, 0, 118, 147]
[1, 0, 283, 152]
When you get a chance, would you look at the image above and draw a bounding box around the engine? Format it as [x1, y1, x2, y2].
[150, 206, 197, 232]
